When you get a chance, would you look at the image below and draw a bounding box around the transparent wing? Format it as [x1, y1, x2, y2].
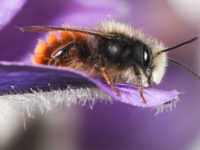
[19, 26, 113, 39]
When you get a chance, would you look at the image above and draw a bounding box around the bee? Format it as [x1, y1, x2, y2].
[20, 21, 199, 103]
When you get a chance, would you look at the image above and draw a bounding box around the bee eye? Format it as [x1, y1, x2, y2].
[143, 45, 151, 68]
[144, 50, 148, 62]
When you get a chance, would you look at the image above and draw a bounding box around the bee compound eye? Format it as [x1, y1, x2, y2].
[143, 45, 151, 68]
[143, 49, 149, 66]
[144, 50, 148, 62]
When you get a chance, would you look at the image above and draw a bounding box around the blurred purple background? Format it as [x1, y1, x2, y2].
[0, 0, 200, 150]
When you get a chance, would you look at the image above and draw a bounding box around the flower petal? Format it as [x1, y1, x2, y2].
[0, 0, 27, 31]
[111, 84, 178, 108]
[0, 61, 178, 108]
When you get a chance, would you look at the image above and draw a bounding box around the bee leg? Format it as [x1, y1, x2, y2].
[133, 64, 147, 103]
[136, 75, 147, 103]
[101, 67, 121, 96]
[49, 42, 76, 66]
[100, 56, 121, 96]
[148, 79, 153, 88]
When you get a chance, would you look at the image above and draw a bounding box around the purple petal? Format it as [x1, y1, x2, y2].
[0, 0, 27, 31]
[113, 84, 178, 108]
[0, 61, 178, 108]
[48, 0, 130, 27]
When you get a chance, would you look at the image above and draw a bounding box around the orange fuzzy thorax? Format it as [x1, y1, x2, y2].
[32, 31, 87, 65]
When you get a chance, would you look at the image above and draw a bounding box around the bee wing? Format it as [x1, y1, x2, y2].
[19, 26, 113, 39]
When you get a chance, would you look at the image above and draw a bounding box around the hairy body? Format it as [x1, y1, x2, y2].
[32, 21, 167, 88]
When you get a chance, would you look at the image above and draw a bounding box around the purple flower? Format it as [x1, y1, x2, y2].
[0, 61, 178, 110]
[0, 0, 200, 150]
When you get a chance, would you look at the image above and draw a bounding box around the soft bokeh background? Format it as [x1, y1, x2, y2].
[0, 0, 200, 150]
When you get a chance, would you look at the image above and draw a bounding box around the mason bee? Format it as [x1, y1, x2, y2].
[20, 21, 199, 103]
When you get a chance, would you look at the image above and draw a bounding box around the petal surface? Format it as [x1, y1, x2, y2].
[0, 61, 178, 108]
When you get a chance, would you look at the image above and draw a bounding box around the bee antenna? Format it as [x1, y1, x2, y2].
[157, 37, 198, 55]
[169, 58, 200, 80]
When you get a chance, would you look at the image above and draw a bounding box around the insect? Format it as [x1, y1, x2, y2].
[20, 21, 199, 103]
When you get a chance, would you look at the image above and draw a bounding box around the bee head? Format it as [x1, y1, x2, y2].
[98, 21, 199, 87]
[100, 34, 155, 86]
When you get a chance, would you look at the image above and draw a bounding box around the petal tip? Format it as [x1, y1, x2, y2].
[154, 91, 179, 115]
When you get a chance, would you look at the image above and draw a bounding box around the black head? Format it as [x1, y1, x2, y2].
[98, 34, 153, 85]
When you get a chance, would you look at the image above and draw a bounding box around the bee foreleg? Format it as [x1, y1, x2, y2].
[100, 56, 121, 96]
[133, 64, 147, 103]
[49, 42, 76, 65]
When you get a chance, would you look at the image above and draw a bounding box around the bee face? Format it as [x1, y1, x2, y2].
[99, 34, 153, 84]
[98, 21, 168, 86]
